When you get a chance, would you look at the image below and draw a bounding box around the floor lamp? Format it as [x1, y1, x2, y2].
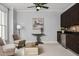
[17, 25, 22, 36]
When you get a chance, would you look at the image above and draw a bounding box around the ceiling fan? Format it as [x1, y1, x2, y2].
[27, 3, 49, 11]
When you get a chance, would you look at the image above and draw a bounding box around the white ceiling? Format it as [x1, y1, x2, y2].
[3, 3, 75, 13]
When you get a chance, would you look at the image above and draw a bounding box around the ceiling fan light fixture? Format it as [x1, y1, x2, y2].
[36, 7, 41, 10]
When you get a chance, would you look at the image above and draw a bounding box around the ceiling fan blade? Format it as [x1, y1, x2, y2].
[33, 3, 47, 6]
[39, 3, 47, 5]
[27, 6, 35, 8]
[41, 6, 49, 9]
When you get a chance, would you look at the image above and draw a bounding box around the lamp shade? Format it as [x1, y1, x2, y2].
[17, 25, 22, 29]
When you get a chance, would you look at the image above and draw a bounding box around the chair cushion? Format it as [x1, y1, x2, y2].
[3, 44, 15, 50]
[14, 40, 22, 44]
[0, 38, 5, 46]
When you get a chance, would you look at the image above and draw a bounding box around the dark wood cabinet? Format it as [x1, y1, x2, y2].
[57, 31, 67, 48]
[66, 34, 79, 54]
[57, 31, 79, 54]
[61, 3, 79, 27]
[59, 3, 79, 54]
[57, 31, 61, 44]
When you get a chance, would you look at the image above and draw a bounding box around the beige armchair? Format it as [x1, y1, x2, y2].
[0, 44, 15, 56]
[13, 33, 26, 48]
[0, 38, 15, 56]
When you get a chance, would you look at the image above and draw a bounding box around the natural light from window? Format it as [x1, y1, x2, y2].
[0, 10, 7, 40]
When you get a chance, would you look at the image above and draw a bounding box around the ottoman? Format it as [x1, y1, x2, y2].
[24, 42, 38, 56]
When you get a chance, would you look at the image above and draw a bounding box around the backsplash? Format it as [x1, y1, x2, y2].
[66, 25, 79, 32]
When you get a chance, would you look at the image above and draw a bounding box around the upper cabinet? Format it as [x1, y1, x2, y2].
[61, 3, 79, 28]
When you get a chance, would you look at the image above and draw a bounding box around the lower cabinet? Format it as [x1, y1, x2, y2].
[57, 31, 79, 54]
[57, 31, 67, 48]
[61, 34, 66, 48]
[57, 32, 61, 44]
[66, 34, 79, 54]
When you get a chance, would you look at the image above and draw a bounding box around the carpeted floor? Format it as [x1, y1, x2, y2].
[15, 43, 77, 56]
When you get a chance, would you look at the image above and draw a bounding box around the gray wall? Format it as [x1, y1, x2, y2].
[17, 11, 60, 43]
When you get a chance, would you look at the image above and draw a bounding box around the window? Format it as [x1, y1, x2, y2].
[0, 10, 7, 40]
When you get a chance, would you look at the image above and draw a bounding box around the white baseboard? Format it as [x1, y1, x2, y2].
[26, 41, 57, 44]
[42, 41, 57, 44]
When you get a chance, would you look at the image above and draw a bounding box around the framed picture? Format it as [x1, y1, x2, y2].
[32, 17, 44, 34]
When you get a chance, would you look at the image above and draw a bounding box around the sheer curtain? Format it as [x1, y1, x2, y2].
[0, 4, 8, 43]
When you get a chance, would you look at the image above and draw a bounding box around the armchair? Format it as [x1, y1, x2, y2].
[0, 38, 15, 56]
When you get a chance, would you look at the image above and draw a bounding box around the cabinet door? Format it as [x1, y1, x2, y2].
[57, 32, 61, 44]
[61, 34, 66, 48]
[66, 34, 79, 54]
